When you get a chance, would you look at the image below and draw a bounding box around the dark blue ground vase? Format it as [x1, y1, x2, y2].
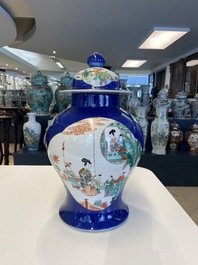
[45, 52, 143, 231]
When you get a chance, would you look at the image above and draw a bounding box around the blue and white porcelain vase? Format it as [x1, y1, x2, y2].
[54, 72, 72, 113]
[151, 89, 171, 155]
[26, 71, 53, 115]
[45, 52, 143, 232]
[171, 91, 191, 118]
[23, 112, 41, 150]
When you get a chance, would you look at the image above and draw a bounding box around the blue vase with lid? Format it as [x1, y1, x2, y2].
[45, 52, 143, 231]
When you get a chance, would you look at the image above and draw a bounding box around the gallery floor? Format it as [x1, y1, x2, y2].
[3, 144, 198, 226]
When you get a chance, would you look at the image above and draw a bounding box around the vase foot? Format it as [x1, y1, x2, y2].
[59, 207, 129, 232]
[58, 187, 130, 231]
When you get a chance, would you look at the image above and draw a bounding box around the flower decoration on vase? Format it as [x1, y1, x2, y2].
[54, 72, 73, 113]
[23, 112, 41, 150]
[26, 71, 53, 116]
[44, 52, 143, 232]
[151, 88, 171, 155]
[171, 91, 191, 118]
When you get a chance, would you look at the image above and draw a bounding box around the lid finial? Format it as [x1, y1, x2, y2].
[87, 52, 106, 67]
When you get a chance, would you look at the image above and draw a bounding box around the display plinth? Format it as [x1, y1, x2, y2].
[0, 166, 197, 265]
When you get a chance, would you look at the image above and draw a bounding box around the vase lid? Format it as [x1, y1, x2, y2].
[190, 123, 198, 132]
[170, 122, 180, 130]
[31, 71, 48, 84]
[59, 72, 73, 86]
[126, 84, 141, 91]
[71, 52, 126, 93]
[176, 91, 187, 99]
[157, 88, 168, 98]
[153, 88, 170, 107]
[73, 52, 119, 90]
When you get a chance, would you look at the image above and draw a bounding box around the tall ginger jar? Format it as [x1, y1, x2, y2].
[26, 71, 53, 115]
[185, 123, 198, 154]
[151, 89, 171, 155]
[167, 122, 183, 152]
[45, 53, 143, 231]
[55, 72, 72, 113]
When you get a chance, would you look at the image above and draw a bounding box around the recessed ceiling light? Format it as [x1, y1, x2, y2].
[138, 27, 190, 50]
[50, 56, 66, 70]
[55, 62, 65, 69]
[122, 60, 147, 68]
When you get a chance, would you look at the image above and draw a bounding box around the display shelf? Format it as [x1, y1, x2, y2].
[0, 166, 197, 265]
[145, 117, 198, 152]
[14, 146, 50, 165]
[139, 117, 198, 186]
[138, 151, 198, 186]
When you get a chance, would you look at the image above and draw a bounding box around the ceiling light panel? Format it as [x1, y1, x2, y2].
[139, 27, 190, 50]
[186, 60, 198, 67]
[122, 60, 147, 68]
[50, 56, 66, 70]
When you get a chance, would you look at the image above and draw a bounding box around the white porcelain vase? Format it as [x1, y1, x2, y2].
[23, 112, 41, 150]
[151, 89, 170, 155]
[135, 106, 148, 151]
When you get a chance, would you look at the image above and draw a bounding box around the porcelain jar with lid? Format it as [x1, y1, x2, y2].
[171, 91, 191, 118]
[45, 52, 143, 232]
[167, 122, 183, 152]
[26, 71, 53, 115]
[185, 123, 198, 154]
[151, 88, 171, 155]
[54, 72, 72, 113]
